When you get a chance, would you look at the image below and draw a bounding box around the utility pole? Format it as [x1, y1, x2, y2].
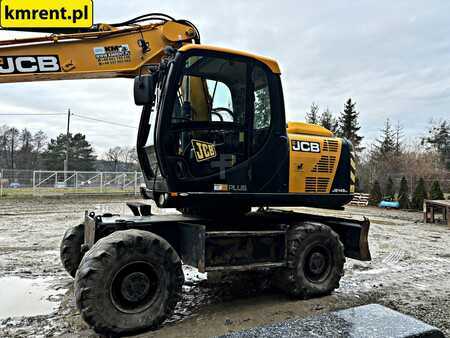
[64, 109, 71, 181]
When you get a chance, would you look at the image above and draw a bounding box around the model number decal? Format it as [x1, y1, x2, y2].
[0, 55, 60, 74]
[291, 140, 321, 153]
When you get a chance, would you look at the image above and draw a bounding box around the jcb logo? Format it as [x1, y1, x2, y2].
[0, 55, 60, 74]
[291, 140, 321, 153]
[192, 140, 217, 162]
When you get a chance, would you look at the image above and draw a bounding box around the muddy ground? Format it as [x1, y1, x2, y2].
[0, 196, 449, 337]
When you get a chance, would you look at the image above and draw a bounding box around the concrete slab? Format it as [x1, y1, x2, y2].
[218, 304, 445, 338]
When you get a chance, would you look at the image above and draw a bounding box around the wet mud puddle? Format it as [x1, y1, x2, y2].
[0, 276, 65, 319]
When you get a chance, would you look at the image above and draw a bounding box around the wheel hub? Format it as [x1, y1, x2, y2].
[120, 272, 151, 303]
[304, 245, 332, 283]
[110, 261, 159, 313]
[308, 252, 326, 275]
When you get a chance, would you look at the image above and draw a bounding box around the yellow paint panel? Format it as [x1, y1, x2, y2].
[179, 44, 281, 74]
[287, 121, 333, 137]
[288, 134, 342, 194]
[0, 0, 93, 28]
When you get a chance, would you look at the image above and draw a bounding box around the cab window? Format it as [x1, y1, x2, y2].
[165, 54, 273, 179]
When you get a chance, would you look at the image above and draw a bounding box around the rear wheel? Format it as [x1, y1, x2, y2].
[274, 222, 345, 299]
[60, 223, 85, 277]
[74, 230, 184, 336]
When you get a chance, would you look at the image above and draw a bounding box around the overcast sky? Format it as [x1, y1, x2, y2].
[1, 0, 450, 155]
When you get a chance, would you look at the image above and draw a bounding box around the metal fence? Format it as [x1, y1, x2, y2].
[0, 169, 144, 197]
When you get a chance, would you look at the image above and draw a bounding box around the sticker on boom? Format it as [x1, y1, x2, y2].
[93, 45, 131, 66]
[291, 140, 321, 153]
[192, 140, 217, 162]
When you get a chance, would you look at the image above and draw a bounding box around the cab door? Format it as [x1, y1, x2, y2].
[155, 50, 288, 194]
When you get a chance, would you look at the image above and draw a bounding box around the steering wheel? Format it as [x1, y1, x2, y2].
[211, 107, 235, 122]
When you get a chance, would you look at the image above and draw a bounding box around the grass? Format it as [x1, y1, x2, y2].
[0, 187, 138, 199]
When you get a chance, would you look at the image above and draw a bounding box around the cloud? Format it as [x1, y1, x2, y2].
[1, 0, 449, 154]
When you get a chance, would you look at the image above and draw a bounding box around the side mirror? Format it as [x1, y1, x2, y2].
[134, 74, 156, 106]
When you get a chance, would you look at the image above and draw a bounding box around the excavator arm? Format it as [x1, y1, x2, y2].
[0, 14, 209, 188]
[0, 14, 199, 83]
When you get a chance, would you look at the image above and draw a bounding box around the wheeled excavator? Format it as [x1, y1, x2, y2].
[0, 14, 370, 335]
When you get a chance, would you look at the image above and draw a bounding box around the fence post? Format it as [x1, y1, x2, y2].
[0, 169, 3, 198]
[134, 171, 138, 195]
[100, 172, 103, 193]
[32, 170, 35, 196]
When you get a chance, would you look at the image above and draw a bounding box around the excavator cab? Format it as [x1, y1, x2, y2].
[137, 46, 290, 208]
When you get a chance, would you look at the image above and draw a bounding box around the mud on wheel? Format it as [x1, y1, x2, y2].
[274, 222, 345, 299]
[60, 223, 85, 278]
[74, 229, 184, 336]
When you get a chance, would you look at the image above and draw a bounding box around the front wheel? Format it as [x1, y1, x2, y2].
[60, 223, 85, 277]
[274, 222, 345, 299]
[74, 230, 184, 336]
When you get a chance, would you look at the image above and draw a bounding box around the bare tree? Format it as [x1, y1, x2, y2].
[105, 147, 124, 172]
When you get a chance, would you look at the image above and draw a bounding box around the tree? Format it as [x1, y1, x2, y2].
[16, 129, 34, 169]
[374, 119, 396, 158]
[33, 130, 47, 153]
[384, 176, 395, 199]
[32, 130, 48, 169]
[398, 176, 410, 209]
[422, 120, 450, 169]
[0, 125, 7, 167]
[411, 178, 428, 210]
[44, 133, 96, 171]
[369, 180, 383, 206]
[394, 120, 404, 155]
[122, 146, 139, 170]
[105, 146, 124, 172]
[6, 127, 19, 169]
[305, 102, 320, 124]
[337, 98, 363, 152]
[254, 87, 271, 129]
[430, 180, 444, 200]
[319, 108, 338, 133]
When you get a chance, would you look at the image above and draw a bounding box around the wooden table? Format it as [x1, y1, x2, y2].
[424, 200, 450, 227]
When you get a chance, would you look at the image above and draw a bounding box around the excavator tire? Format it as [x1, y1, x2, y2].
[60, 223, 85, 278]
[273, 222, 345, 299]
[74, 229, 184, 336]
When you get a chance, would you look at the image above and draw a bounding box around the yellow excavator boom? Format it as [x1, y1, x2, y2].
[0, 19, 198, 83]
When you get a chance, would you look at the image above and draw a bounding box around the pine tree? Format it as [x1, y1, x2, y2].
[375, 119, 396, 158]
[411, 178, 428, 210]
[384, 176, 395, 199]
[398, 176, 410, 209]
[430, 180, 444, 200]
[337, 98, 363, 152]
[43, 133, 96, 171]
[369, 180, 383, 206]
[394, 120, 404, 155]
[319, 108, 338, 133]
[305, 102, 320, 124]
